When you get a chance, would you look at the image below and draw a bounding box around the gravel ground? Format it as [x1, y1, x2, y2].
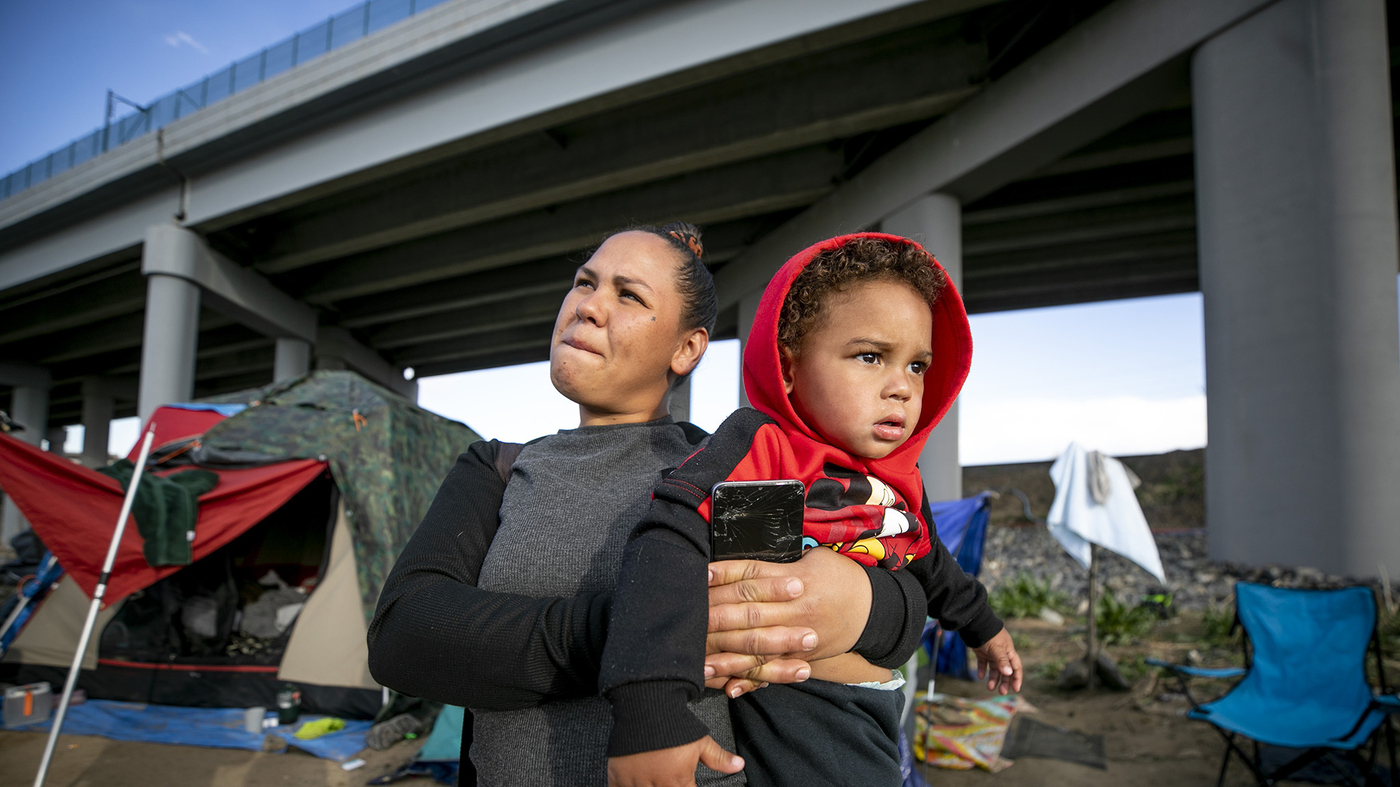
[979, 523, 1387, 611]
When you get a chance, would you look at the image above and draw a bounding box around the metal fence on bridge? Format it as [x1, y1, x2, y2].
[0, 0, 449, 203]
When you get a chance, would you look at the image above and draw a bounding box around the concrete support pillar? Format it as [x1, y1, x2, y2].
[274, 338, 311, 383]
[137, 273, 201, 423]
[1, 366, 49, 542]
[737, 290, 762, 408]
[884, 193, 963, 503]
[1193, 0, 1400, 578]
[81, 378, 115, 467]
[8, 383, 50, 448]
[669, 375, 692, 423]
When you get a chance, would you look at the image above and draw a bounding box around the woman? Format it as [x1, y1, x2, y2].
[368, 224, 930, 786]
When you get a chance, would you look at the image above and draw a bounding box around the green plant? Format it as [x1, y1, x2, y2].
[1038, 655, 1067, 681]
[1202, 597, 1239, 650]
[1095, 589, 1157, 646]
[989, 573, 1070, 619]
[1119, 654, 1150, 683]
[1011, 632, 1033, 653]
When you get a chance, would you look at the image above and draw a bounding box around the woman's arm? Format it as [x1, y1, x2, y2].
[367, 440, 611, 710]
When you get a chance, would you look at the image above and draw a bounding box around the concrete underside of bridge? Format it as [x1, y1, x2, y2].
[0, 0, 1396, 577]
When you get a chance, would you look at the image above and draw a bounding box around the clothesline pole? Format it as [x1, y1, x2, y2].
[33, 424, 156, 787]
[1085, 545, 1099, 691]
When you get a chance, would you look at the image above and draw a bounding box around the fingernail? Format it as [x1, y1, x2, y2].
[1003, 666, 1013, 674]
[708, 569, 714, 583]
[786, 579, 802, 595]
[732, 756, 745, 768]
[795, 667, 810, 681]
[801, 633, 817, 650]
[728, 686, 743, 698]
[704, 666, 715, 678]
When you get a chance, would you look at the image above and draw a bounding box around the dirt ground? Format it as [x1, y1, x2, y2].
[1, 611, 1391, 786]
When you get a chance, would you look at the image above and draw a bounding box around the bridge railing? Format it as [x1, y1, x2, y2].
[1, 0, 449, 204]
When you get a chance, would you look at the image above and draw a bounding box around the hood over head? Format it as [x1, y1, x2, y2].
[742, 232, 973, 502]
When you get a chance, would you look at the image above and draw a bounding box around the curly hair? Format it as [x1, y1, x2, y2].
[778, 236, 946, 356]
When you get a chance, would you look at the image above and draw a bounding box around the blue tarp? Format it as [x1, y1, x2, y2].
[1, 699, 370, 762]
[165, 402, 248, 417]
[417, 705, 464, 761]
[927, 493, 993, 679]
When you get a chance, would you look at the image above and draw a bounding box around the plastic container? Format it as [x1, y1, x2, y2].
[276, 684, 301, 725]
[4, 682, 53, 728]
[244, 706, 266, 734]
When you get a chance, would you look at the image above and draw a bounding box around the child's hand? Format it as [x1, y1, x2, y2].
[608, 736, 743, 787]
[972, 628, 1023, 695]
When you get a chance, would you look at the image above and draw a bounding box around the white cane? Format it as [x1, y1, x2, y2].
[33, 425, 156, 787]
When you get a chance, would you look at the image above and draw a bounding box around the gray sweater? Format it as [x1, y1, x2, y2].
[471, 417, 742, 786]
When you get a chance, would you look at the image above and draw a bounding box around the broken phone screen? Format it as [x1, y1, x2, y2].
[710, 479, 805, 563]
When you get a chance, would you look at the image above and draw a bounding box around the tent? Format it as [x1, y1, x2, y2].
[0, 371, 479, 718]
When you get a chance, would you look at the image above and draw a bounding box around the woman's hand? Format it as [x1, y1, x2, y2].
[703, 547, 872, 695]
[608, 736, 743, 787]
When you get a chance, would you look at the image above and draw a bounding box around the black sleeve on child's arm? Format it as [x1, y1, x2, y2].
[905, 498, 1004, 649]
[600, 504, 713, 756]
[853, 564, 930, 668]
[600, 409, 774, 757]
[367, 440, 612, 710]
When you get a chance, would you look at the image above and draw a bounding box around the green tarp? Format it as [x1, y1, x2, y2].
[197, 371, 480, 619]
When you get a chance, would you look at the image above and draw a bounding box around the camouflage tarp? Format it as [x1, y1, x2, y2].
[197, 371, 480, 620]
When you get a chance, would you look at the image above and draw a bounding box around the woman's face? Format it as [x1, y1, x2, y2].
[550, 232, 707, 425]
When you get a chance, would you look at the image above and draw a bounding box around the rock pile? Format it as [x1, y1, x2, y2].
[978, 524, 1384, 611]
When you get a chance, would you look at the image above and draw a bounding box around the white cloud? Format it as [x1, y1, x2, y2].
[959, 394, 1207, 466]
[164, 31, 209, 53]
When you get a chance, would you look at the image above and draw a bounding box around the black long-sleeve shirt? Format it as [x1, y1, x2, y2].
[366, 437, 931, 714]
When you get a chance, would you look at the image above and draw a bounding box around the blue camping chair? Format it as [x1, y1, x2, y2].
[1148, 583, 1397, 787]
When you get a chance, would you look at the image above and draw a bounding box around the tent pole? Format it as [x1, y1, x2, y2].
[33, 425, 156, 787]
[1086, 545, 1098, 691]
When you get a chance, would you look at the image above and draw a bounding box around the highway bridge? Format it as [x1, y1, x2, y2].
[1, 0, 1396, 578]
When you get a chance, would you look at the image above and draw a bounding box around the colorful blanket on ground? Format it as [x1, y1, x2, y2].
[1, 699, 370, 762]
[912, 693, 1035, 772]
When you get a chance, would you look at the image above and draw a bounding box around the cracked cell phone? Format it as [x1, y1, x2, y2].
[710, 479, 805, 563]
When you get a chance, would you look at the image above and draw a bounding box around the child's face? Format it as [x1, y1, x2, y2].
[782, 279, 933, 459]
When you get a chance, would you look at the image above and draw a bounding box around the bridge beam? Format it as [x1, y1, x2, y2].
[1194, 0, 1400, 578]
[713, 0, 1276, 310]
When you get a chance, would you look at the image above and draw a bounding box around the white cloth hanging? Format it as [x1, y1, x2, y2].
[1046, 442, 1165, 584]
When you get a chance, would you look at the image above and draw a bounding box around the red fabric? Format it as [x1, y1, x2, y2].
[732, 232, 974, 569]
[126, 406, 230, 461]
[0, 433, 327, 603]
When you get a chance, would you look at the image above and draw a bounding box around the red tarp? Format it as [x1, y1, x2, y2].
[0, 433, 327, 603]
[125, 407, 230, 461]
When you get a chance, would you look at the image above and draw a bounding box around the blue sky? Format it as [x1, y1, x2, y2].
[0, 0, 346, 175]
[419, 293, 1211, 465]
[14, 1, 1391, 467]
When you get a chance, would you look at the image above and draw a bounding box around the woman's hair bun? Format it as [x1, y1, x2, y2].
[662, 221, 704, 260]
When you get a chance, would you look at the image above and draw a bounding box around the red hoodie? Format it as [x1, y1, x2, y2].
[725, 232, 974, 570]
[599, 233, 998, 759]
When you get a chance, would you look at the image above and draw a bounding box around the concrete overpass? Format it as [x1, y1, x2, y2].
[1, 0, 1397, 579]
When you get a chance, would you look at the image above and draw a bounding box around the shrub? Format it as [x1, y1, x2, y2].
[990, 573, 1070, 619]
[1095, 589, 1157, 646]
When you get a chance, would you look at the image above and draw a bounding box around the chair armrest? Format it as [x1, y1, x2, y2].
[1145, 658, 1246, 679]
[1373, 694, 1400, 713]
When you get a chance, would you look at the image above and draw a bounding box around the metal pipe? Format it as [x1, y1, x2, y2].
[33, 425, 156, 787]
